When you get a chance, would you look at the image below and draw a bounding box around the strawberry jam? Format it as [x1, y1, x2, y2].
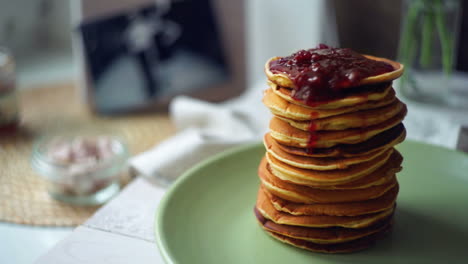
[269, 44, 394, 105]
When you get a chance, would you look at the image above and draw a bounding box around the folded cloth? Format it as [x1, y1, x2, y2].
[130, 82, 271, 185]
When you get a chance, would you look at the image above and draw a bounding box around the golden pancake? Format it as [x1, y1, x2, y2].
[269, 105, 407, 148]
[278, 99, 405, 131]
[268, 150, 402, 188]
[265, 184, 399, 216]
[266, 149, 395, 186]
[254, 206, 392, 244]
[269, 81, 393, 110]
[276, 123, 406, 158]
[260, 155, 401, 190]
[264, 134, 389, 170]
[359, 55, 405, 85]
[265, 223, 392, 253]
[262, 87, 396, 121]
[265, 55, 403, 90]
[260, 165, 397, 203]
[256, 187, 395, 228]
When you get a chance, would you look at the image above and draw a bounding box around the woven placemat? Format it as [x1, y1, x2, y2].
[0, 83, 175, 226]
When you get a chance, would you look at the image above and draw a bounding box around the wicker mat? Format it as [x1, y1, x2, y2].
[0, 83, 175, 226]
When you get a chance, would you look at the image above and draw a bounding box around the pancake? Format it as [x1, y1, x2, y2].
[276, 123, 406, 158]
[267, 150, 390, 187]
[269, 81, 393, 110]
[270, 151, 403, 190]
[264, 134, 389, 170]
[260, 164, 397, 203]
[265, 55, 403, 90]
[266, 148, 395, 186]
[262, 87, 396, 121]
[268, 150, 402, 188]
[254, 206, 392, 244]
[278, 99, 405, 131]
[265, 223, 392, 253]
[260, 154, 401, 190]
[269, 105, 407, 148]
[265, 184, 399, 216]
[255, 187, 395, 228]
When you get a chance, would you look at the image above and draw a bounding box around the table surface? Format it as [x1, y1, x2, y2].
[1, 178, 166, 264]
[36, 178, 167, 264]
[3, 81, 468, 263]
[0, 224, 71, 264]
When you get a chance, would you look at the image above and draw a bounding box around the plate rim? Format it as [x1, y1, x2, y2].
[155, 142, 262, 263]
[154, 140, 468, 263]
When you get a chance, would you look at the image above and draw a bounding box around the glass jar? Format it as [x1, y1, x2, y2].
[31, 133, 129, 205]
[398, 0, 464, 106]
[0, 48, 19, 133]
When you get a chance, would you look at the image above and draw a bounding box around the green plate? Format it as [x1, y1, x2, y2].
[156, 141, 468, 263]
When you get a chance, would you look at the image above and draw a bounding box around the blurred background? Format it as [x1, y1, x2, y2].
[0, 0, 467, 263]
[1, 0, 466, 109]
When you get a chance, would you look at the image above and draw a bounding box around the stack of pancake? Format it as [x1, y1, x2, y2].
[254, 52, 406, 253]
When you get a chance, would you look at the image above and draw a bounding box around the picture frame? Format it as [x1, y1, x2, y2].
[73, 0, 245, 114]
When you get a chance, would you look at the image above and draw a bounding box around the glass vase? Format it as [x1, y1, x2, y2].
[398, 0, 463, 106]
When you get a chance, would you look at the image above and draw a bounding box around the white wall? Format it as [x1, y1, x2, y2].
[0, 0, 71, 58]
[246, 0, 338, 87]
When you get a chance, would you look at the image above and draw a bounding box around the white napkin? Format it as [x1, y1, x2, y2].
[130, 82, 271, 185]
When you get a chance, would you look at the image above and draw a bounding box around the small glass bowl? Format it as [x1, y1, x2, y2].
[31, 133, 129, 205]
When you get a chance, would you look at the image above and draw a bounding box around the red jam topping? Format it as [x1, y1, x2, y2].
[307, 122, 318, 148]
[269, 44, 394, 105]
